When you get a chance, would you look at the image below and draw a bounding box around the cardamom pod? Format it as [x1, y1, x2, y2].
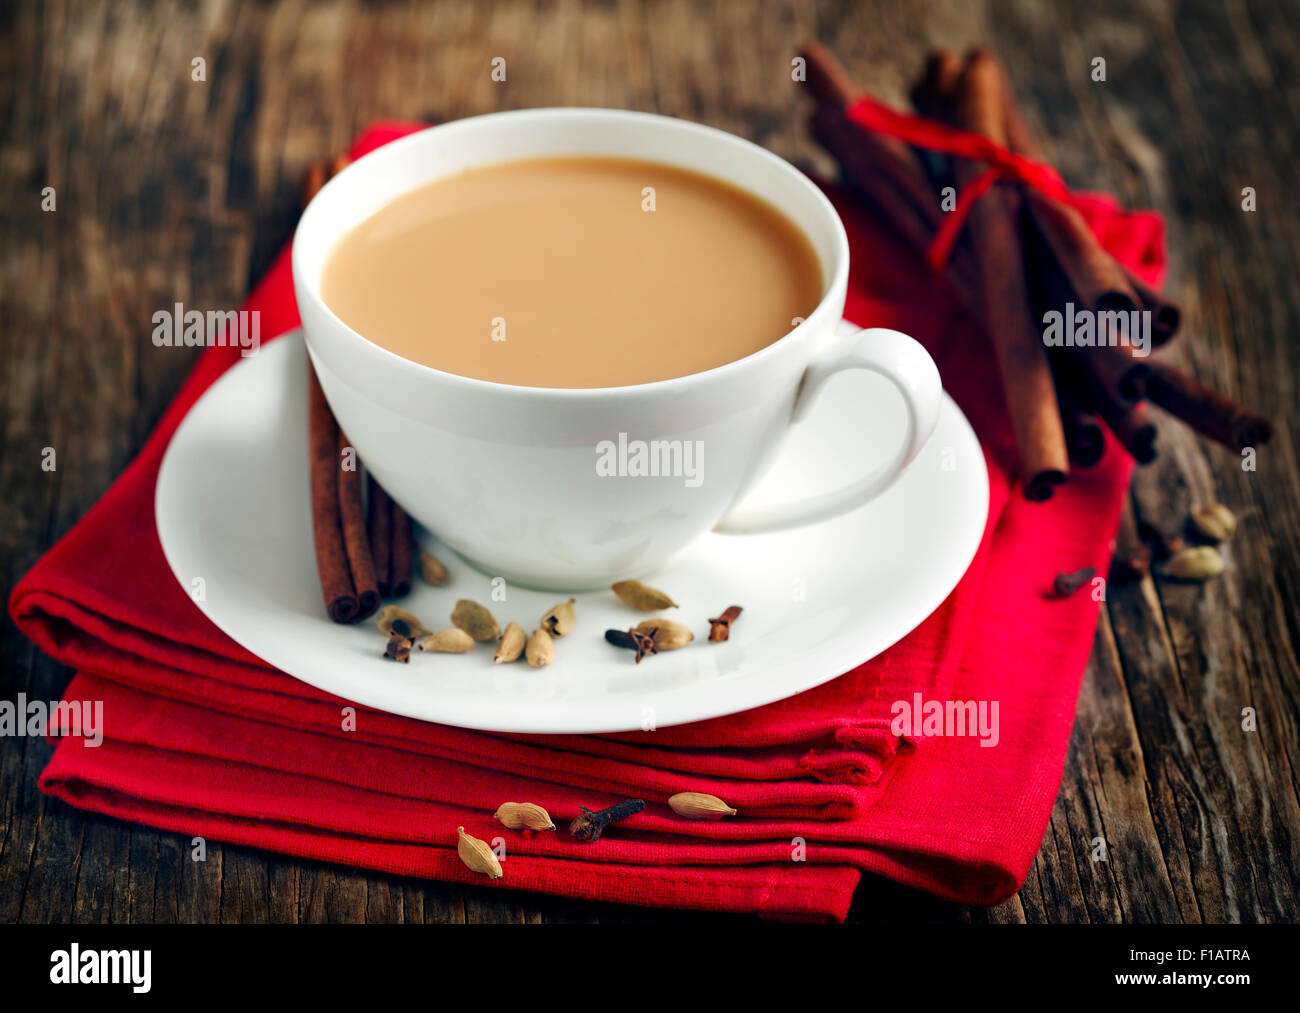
[417, 628, 475, 653]
[541, 597, 576, 637]
[525, 628, 555, 668]
[1190, 503, 1237, 543]
[456, 826, 503, 879]
[634, 619, 694, 650]
[1165, 545, 1226, 581]
[668, 791, 737, 820]
[494, 622, 526, 664]
[419, 549, 450, 586]
[494, 802, 556, 831]
[377, 605, 431, 639]
[451, 599, 501, 642]
[611, 579, 678, 611]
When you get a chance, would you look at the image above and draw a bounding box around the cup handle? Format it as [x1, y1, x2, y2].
[713, 321, 943, 535]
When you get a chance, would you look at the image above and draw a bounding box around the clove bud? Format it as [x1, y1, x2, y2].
[569, 799, 645, 843]
[1137, 521, 1184, 561]
[707, 605, 743, 642]
[383, 632, 413, 663]
[1110, 546, 1152, 582]
[605, 627, 658, 663]
[634, 619, 694, 650]
[1051, 567, 1096, 597]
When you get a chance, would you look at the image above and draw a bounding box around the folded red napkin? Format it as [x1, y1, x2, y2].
[10, 123, 1166, 921]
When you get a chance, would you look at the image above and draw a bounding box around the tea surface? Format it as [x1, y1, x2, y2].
[321, 156, 822, 387]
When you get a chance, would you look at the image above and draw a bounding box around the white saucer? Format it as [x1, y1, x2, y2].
[155, 332, 988, 734]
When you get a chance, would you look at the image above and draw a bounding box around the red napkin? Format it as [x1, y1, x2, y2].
[10, 123, 1165, 921]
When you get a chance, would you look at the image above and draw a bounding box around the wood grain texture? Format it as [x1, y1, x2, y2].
[1, 0, 1295, 923]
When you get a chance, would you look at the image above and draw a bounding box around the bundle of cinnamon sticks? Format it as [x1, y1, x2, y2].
[305, 156, 414, 624]
[800, 43, 1273, 500]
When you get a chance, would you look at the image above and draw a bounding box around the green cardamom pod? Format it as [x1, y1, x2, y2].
[451, 599, 501, 642]
[611, 579, 678, 611]
[541, 597, 576, 636]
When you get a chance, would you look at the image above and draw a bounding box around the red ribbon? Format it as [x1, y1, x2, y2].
[845, 93, 1081, 272]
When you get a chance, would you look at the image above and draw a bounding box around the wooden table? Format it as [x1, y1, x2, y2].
[2, 0, 1295, 924]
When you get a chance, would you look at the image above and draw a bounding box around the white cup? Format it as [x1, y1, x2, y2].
[293, 108, 942, 590]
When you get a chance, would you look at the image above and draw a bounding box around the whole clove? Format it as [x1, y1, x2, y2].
[1052, 567, 1096, 597]
[633, 619, 694, 650]
[383, 631, 413, 663]
[604, 627, 658, 663]
[569, 799, 645, 843]
[707, 605, 743, 642]
[1110, 546, 1152, 582]
[1136, 520, 1184, 561]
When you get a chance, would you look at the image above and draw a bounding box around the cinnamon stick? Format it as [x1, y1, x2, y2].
[1124, 268, 1181, 345]
[303, 161, 327, 207]
[1053, 349, 1158, 464]
[307, 362, 359, 623]
[809, 107, 966, 290]
[1051, 361, 1105, 467]
[1145, 359, 1274, 452]
[389, 497, 413, 598]
[973, 51, 1142, 319]
[337, 427, 380, 620]
[945, 52, 1068, 500]
[805, 44, 1067, 499]
[914, 50, 1138, 315]
[1102, 401, 1158, 465]
[366, 476, 393, 597]
[800, 43, 943, 232]
[992, 51, 1185, 343]
[362, 471, 414, 599]
[304, 153, 389, 621]
[1029, 227, 1151, 403]
[917, 48, 1181, 351]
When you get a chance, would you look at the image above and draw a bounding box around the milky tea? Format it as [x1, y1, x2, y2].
[321, 156, 823, 388]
